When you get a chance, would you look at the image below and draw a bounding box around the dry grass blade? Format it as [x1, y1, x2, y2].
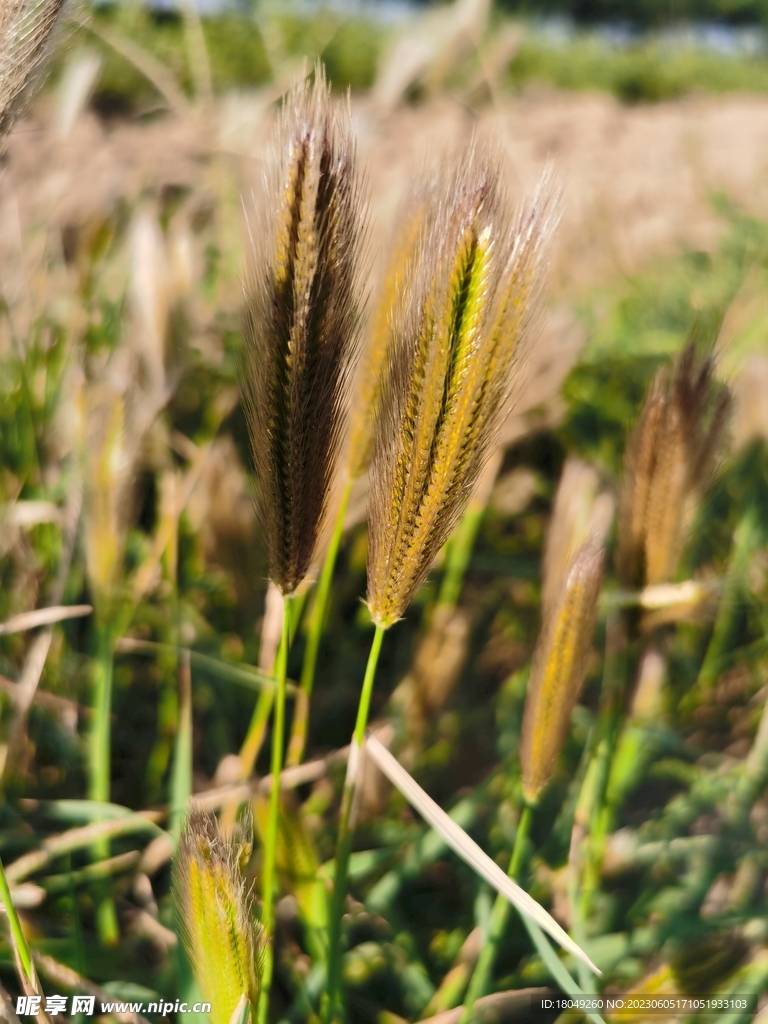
[364, 734, 599, 973]
[174, 809, 264, 1024]
[521, 542, 606, 804]
[33, 953, 150, 1024]
[5, 810, 165, 884]
[617, 340, 731, 588]
[0, 0, 66, 137]
[241, 65, 367, 596]
[0, 604, 92, 636]
[367, 152, 559, 627]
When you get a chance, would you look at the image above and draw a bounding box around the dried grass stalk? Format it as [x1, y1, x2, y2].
[0, 0, 66, 137]
[242, 67, 367, 596]
[617, 341, 730, 588]
[174, 809, 263, 1024]
[367, 152, 559, 627]
[521, 542, 605, 804]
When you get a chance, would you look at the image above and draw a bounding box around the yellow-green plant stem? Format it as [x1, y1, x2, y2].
[323, 623, 386, 1024]
[238, 594, 304, 787]
[89, 622, 119, 945]
[258, 594, 293, 1024]
[436, 501, 485, 612]
[458, 802, 533, 1022]
[288, 477, 353, 767]
[0, 852, 35, 988]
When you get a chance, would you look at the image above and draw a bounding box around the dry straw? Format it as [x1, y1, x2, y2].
[0, 0, 66, 136]
[241, 66, 367, 597]
[367, 150, 560, 628]
[174, 809, 263, 1024]
[617, 340, 730, 589]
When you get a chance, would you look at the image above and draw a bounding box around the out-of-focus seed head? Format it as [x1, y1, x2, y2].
[541, 456, 614, 617]
[617, 341, 731, 588]
[174, 809, 263, 1024]
[367, 150, 559, 628]
[521, 540, 605, 804]
[241, 66, 367, 596]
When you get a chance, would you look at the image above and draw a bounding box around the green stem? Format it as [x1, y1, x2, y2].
[89, 622, 119, 945]
[258, 594, 293, 1024]
[0, 852, 35, 989]
[323, 624, 386, 1024]
[437, 501, 485, 611]
[288, 478, 353, 767]
[458, 803, 533, 1021]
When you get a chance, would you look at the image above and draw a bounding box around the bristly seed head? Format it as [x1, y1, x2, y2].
[174, 809, 263, 1024]
[617, 340, 731, 588]
[366, 149, 560, 628]
[241, 66, 367, 596]
[0, 0, 67, 138]
[521, 540, 605, 804]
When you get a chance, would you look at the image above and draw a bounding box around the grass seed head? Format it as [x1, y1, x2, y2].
[174, 808, 263, 1024]
[347, 186, 430, 481]
[521, 540, 606, 804]
[241, 66, 367, 596]
[617, 340, 731, 588]
[367, 150, 559, 628]
[541, 456, 613, 617]
[0, 0, 66, 138]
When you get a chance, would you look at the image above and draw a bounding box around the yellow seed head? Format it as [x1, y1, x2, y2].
[174, 809, 264, 1024]
[367, 151, 559, 628]
[521, 542, 605, 804]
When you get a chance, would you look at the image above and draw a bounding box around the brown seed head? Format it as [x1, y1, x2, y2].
[241, 67, 367, 595]
[174, 809, 263, 1024]
[0, 0, 66, 137]
[367, 151, 559, 628]
[521, 541, 605, 804]
[617, 341, 730, 588]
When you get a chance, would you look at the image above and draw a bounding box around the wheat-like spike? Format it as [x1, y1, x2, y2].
[521, 541, 605, 804]
[242, 66, 367, 596]
[617, 341, 731, 589]
[174, 809, 264, 1024]
[367, 151, 559, 628]
[346, 187, 431, 481]
[0, 0, 66, 137]
[542, 457, 603, 616]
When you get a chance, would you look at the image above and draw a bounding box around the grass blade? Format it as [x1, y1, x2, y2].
[363, 734, 600, 976]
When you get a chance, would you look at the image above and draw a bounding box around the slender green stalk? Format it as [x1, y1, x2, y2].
[573, 608, 628, 906]
[458, 803, 533, 1021]
[288, 477, 353, 767]
[436, 502, 486, 612]
[0, 852, 35, 988]
[258, 594, 293, 1024]
[170, 650, 193, 839]
[694, 508, 757, 694]
[323, 624, 386, 1024]
[89, 622, 119, 945]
